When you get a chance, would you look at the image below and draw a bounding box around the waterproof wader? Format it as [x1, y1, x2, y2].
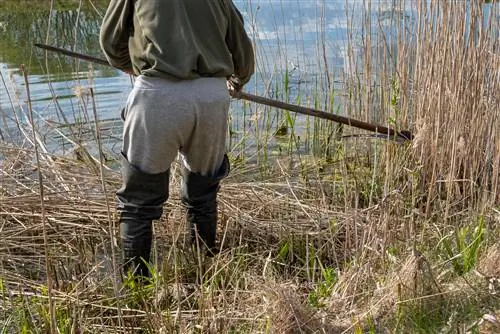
[116, 154, 169, 278]
[117, 154, 229, 278]
[181, 154, 230, 255]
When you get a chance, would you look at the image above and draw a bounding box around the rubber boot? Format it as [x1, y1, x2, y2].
[116, 153, 169, 279]
[121, 220, 152, 279]
[181, 155, 230, 256]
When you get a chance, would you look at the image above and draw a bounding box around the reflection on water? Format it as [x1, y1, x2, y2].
[0, 1, 127, 156]
[5, 1, 487, 158]
[0, 1, 336, 151]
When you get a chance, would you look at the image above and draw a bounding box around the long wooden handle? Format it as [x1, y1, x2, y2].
[231, 91, 413, 140]
[35, 43, 109, 66]
[34, 43, 413, 141]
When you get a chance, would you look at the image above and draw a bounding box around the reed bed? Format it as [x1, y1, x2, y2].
[1, 0, 499, 333]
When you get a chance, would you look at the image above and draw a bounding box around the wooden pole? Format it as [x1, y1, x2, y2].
[34, 43, 413, 141]
[231, 91, 413, 140]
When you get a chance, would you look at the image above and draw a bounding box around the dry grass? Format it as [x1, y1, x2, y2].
[1, 138, 497, 332]
[407, 1, 500, 212]
[1, 0, 499, 333]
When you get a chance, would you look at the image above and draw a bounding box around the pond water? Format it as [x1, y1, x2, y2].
[0, 1, 494, 159]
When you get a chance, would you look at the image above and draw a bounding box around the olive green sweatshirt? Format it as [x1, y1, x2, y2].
[99, 0, 255, 85]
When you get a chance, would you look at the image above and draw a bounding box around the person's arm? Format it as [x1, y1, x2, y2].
[99, 0, 134, 72]
[224, 1, 255, 87]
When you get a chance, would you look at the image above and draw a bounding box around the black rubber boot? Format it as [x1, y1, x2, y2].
[116, 153, 169, 279]
[181, 155, 230, 256]
[121, 220, 152, 279]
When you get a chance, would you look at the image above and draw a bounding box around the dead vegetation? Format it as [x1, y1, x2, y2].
[1, 0, 499, 333]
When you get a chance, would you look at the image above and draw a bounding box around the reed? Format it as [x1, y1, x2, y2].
[0, 0, 499, 333]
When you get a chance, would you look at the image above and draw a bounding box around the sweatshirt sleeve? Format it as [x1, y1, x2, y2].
[99, 0, 134, 71]
[224, 1, 255, 86]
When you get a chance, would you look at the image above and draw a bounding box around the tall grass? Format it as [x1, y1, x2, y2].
[409, 1, 499, 211]
[1, 0, 499, 333]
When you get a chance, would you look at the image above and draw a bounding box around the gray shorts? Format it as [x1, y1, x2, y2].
[121, 75, 230, 176]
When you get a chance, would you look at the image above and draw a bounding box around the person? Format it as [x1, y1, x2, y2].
[99, 0, 255, 279]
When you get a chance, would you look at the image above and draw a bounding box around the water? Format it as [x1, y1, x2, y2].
[4, 1, 490, 158]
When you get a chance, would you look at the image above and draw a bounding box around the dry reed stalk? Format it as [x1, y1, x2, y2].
[1, 1, 499, 332]
[406, 1, 499, 212]
[88, 84, 123, 328]
[20, 64, 57, 333]
[0, 147, 328, 328]
[1, 139, 390, 331]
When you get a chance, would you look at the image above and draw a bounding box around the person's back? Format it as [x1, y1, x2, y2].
[101, 0, 254, 85]
[100, 0, 255, 280]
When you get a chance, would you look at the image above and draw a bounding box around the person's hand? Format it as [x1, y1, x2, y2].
[227, 75, 242, 93]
